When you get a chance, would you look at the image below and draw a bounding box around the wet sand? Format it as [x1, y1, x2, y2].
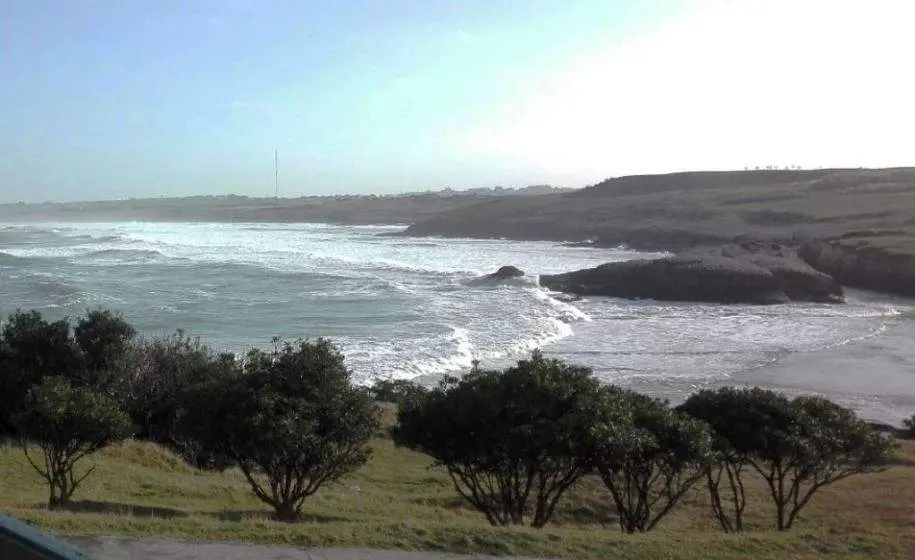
[742, 315, 915, 425]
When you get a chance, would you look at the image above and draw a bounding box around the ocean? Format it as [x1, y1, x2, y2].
[1, 222, 913, 423]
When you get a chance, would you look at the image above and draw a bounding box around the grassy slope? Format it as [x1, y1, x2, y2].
[2, 433, 915, 559]
[403, 168, 915, 254]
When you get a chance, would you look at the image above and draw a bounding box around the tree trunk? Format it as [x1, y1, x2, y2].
[49, 487, 62, 509]
[48, 478, 68, 509]
[273, 501, 300, 522]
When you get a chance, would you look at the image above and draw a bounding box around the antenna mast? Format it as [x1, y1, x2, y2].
[274, 149, 279, 199]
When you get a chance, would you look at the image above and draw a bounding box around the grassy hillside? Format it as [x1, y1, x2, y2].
[403, 168, 915, 253]
[2, 433, 915, 559]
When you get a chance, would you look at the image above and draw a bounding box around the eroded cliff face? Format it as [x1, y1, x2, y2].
[798, 240, 915, 298]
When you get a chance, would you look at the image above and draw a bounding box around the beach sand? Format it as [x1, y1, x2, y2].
[742, 316, 915, 425]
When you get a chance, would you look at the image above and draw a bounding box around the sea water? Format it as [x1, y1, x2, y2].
[1, 222, 912, 422]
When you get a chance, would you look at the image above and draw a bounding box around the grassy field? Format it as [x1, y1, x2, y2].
[2, 424, 915, 559]
[403, 168, 915, 253]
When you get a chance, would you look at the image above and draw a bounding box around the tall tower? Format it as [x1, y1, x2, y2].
[274, 149, 279, 199]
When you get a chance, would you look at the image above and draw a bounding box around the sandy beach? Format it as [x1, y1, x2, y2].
[743, 312, 915, 425]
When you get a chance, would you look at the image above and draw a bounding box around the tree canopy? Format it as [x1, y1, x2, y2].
[15, 376, 133, 507]
[180, 339, 377, 521]
[394, 351, 601, 528]
[680, 387, 897, 531]
[587, 388, 714, 533]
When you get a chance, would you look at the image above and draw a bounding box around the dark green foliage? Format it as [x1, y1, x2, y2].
[74, 309, 136, 373]
[903, 414, 915, 438]
[756, 395, 897, 531]
[588, 388, 714, 533]
[369, 378, 427, 405]
[128, 331, 238, 468]
[678, 387, 773, 532]
[393, 351, 600, 528]
[73, 309, 137, 395]
[181, 339, 377, 522]
[680, 387, 898, 531]
[15, 376, 133, 508]
[0, 310, 83, 437]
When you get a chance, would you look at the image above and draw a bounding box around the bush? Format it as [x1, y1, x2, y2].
[128, 331, 239, 467]
[678, 387, 771, 532]
[680, 387, 898, 531]
[72, 309, 137, 399]
[588, 388, 714, 533]
[393, 351, 600, 528]
[766, 396, 898, 531]
[15, 376, 133, 508]
[0, 310, 81, 437]
[903, 414, 915, 438]
[180, 339, 377, 521]
[369, 378, 427, 405]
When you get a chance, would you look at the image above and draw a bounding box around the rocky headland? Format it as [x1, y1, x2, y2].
[539, 241, 842, 304]
[402, 168, 915, 299]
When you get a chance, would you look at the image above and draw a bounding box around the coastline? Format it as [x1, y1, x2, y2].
[739, 312, 915, 425]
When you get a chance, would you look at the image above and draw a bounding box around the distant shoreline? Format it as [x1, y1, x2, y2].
[5, 168, 915, 301]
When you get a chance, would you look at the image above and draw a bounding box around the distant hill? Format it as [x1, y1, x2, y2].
[403, 168, 915, 250]
[0, 191, 521, 226]
[401, 168, 915, 297]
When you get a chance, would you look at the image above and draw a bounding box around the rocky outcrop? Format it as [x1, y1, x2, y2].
[485, 265, 525, 280]
[711, 241, 843, 302]
[798, 240, 915, 297]
[465, 265, 529, 287]
[540, 242, 843, 305]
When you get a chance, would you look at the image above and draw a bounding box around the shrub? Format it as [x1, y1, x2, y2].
[369, 378, 427, 405]
[181, 339, 377, 522]
[128, 331, 238, 467]
[15, 376, 133, 508]
[0, 310, 82, 437]
[393, 351, 600, 528]
[72, 308, 137, 399]
[762, 395, 898, 531]
[678, 387, 769, 532]
[681, 387, 898, 531]
[903, 414, 915, 438]
[588, 388, 714, 533]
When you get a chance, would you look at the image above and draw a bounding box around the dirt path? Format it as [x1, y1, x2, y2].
[60, 536, 560, 560]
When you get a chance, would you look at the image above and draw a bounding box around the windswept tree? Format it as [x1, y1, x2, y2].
[394, 351, 601, 528]
[587, 388, 714, 533]
[757, 395, 897, 531]
[681, 387, 898, 532]
[16, 377, 133, 508]
[678, 387, 774, 532]
[181, 339, 377, 522]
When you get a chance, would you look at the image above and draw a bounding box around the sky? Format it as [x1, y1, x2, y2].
[2, 0, 914, 203]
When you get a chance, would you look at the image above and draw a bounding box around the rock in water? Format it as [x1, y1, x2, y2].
[540, 241, 843, 305]
[486, 265, 525, 280]
[541, 257, 788, 304]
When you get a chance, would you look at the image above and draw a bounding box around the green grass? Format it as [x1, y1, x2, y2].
[2, 434, 915, 559]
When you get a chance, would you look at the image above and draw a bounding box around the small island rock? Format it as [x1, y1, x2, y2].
[486, 265, 525, 280]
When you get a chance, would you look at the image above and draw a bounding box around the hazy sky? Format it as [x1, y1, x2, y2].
[2, 0, 914, 203]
